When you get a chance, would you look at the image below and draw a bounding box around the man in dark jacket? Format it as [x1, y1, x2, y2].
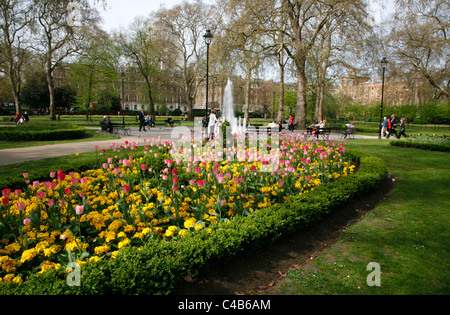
[397, 118, 408, 139]
[139, 109, 147, 132]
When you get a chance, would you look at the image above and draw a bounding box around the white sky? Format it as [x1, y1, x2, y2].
[99, 0, 395, 32]
[99, 0, 185, 32]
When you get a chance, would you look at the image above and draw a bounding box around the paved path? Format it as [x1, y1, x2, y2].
[0, 127, 380, 166]
[0, 127, 177, 166]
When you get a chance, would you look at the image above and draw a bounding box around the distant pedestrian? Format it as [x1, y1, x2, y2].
[139, 109, 147, 132]
[397, 118, 408, 139]
[381, 117, 388, 138]
[387, 114, 398, 139]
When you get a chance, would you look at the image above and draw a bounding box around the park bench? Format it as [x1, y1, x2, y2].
[100, 121, 131, 136]
[341, 126, 356, 139]
[304, 128, 331, 140]
[165, 119, 181, 127]
[112, 123, 131, 136]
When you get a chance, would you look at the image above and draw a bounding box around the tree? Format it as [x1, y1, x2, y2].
[387, 0, 449, 100]
[68, 33, 120, 119]
[117, 17, 160, 116]
[0, 0, 34, 114]
[281, 0, 371, 128]
[33, 0, 102, 120]
[309, 0, 370, 122]
[154, 0, 219, 121]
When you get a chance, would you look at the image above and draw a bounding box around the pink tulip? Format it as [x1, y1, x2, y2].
[14, 189, 22, 196]
[36, 191, 45, 199]
[172, 177, 179, 184]
[49, 172, 56, 179]
[71, 178, 79, 186]
[23, 173, 29, 179]
[75, 205, 84, 215]
[1, 189, 11, 198]
[141, 164, 147, 171]
[17, 201, 26, 211]
[23, 218, 31, 226]
[189, 179, 196, 186]
[48, 199, 55, 207]
[80, 178, 88, 185]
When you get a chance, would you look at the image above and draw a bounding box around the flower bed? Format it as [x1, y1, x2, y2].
[390, 134, 449, 152]
[0, 134, 386, 294]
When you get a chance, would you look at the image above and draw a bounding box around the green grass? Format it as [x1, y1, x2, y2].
[278, 140, 450, 295]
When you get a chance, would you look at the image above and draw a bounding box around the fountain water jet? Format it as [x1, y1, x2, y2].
[222, 78, 246, 135]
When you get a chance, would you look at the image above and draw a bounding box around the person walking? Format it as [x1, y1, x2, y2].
[387, 114, 398, 139]
[381, 117, 388, 138]
[288, 114, 294, 131]
[397, 118, 408, 139]
[139, 109, 147, 132]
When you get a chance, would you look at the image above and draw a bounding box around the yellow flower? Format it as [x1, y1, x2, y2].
[20, 248, 38, 263]
[184, 217, 197, 229]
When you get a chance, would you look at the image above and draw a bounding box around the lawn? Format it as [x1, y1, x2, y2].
[275, 139, 449, 294]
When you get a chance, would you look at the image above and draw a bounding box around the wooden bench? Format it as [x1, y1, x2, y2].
[112, 123, 131, 136]
[165, 119, 181, 127]
[100, 121, 130, 136]
[341, 127, 356, 139]
[304, 128, 331, 140]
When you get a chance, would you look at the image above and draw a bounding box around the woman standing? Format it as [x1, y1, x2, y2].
[208, 109, 219, 139]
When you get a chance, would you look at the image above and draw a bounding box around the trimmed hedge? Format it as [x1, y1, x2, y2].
[389, 139, 450, 152]
[0, 150, 387, 295]
[0, 124, 86, 142]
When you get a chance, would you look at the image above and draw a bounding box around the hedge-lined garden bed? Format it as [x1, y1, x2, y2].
[0, 136, 386, 295]
[0, 123, 86, 142]
[389, 139, 450, 152]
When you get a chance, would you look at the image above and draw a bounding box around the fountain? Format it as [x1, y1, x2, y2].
[222, 78, 246, 135]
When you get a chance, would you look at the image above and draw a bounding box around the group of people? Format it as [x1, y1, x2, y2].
[15, 112, 29, 125]
[381, 114, 408, 139]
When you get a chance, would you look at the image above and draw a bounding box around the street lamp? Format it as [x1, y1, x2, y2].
[121, 71, 125, 124]
[203, 30, 213, 119]
[378, 57, 388, 139]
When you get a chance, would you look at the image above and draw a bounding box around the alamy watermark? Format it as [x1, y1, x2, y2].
[67, 1, 82, 27]
[169, 121, 280, 172]
[366, 262, 381, 287]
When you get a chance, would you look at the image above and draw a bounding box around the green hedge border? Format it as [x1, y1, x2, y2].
[0, 150, 387, 295]
[0, 127, 86, 142]
[389, 140, 450, 152]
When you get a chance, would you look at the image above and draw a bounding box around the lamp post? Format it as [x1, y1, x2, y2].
[121, 71, 125, 125]
[378, 57, 388, 139]
[203, 30, 213, 119]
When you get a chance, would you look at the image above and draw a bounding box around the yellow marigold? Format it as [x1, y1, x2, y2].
[194, 224, 203, 231]
[142, 227, 152, 235]
[39, 261, 61, 274]
[94, 244, 111, 255]
[184, 217, 197, 229]
[20, 248, 38, 263]
[108, 220, 123, 232]
[118, 238, 130, 249]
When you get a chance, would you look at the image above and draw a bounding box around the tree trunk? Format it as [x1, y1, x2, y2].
[47, 66, 56, 121]
[315, 82, 324, 123]
[294, 58, 308, 129]
[277, 62, 285, 122]
[244, 71, 251, 121]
